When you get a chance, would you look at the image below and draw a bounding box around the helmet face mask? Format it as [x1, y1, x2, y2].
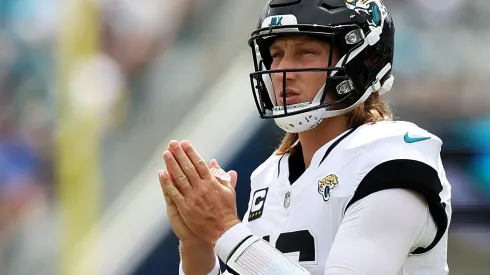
[248, 0, 395, 133]
[249, 25, 358, 118]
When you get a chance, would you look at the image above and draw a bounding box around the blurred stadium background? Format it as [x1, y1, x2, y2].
[0, 0, 489, 274]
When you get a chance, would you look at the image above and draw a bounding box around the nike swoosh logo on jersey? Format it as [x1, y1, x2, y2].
[404, 132, 431, 143]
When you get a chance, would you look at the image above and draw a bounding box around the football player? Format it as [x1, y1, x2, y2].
[159, 0, 452, 274]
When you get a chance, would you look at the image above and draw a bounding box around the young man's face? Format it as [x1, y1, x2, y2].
[269, 35, 339, 106]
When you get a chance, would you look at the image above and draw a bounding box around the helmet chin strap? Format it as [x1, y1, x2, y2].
[272, 84, 329, 133]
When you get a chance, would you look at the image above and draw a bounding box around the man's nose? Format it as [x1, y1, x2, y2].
[274, 56, 298, 84]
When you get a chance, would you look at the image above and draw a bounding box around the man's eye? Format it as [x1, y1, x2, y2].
[301, 50, 315, 55]
[271, 52, 283, 59]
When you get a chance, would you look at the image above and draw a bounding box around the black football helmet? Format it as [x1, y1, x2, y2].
[248, 0, 395, 133]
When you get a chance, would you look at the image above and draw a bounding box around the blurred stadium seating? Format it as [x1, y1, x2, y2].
[0, 0, 489, 274]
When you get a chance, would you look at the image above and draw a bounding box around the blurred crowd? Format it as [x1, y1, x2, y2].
[0, 0, 221, 269]
[0, 0, 489, 273]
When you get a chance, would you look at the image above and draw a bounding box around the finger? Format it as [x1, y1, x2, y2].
[158, 170, 186, 206]
[165, 163, 184, 194]
[166, 165, 175, 182]
[209, 160, 237, 189]
[210, 167, 236, 190]
[158, 171, 175, 207]
[163, 190, 174, 207]
[168, 140, 201, 182]
[163, 151, 193, 195]
[158, 172, 181, 217]
[162, 186, 183, 219]
[210, 167, 231, 182]
[180, 140, 211, 179]
[163, 188, 176, 207]
[228, 170, 238, 189]
[209, 159, 219, 169]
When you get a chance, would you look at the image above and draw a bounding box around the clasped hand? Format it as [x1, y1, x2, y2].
[158, 140, 240, 245]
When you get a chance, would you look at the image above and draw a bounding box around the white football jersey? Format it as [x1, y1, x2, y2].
[240, 121, 452, 275]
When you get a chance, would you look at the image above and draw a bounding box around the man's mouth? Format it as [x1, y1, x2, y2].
[278, 88, 301, 105]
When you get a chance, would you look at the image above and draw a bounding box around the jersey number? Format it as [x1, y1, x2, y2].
[263, 230, 315, 262]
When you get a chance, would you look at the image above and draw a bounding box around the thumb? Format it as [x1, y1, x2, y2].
[228, 170, 238, 189]
[209, 159, 219, 169]
[209, 159, 238, 189]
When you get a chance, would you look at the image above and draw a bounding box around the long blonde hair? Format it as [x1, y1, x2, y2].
[275, 92, 392, 155]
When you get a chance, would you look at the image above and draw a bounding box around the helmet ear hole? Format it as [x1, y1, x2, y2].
[326, 74, 342, 100]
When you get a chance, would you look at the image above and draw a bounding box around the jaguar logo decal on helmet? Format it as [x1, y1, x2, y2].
[345, 0, 389, 28]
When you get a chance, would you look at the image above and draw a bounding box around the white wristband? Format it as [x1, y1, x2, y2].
[215, 223, 254, 262]
[227, 236, 311, 275]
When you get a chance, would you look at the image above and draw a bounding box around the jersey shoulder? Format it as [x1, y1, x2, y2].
[343, 122, 450, 255]
[249, 151, 283, 188]
[345, 120, 443, 170]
